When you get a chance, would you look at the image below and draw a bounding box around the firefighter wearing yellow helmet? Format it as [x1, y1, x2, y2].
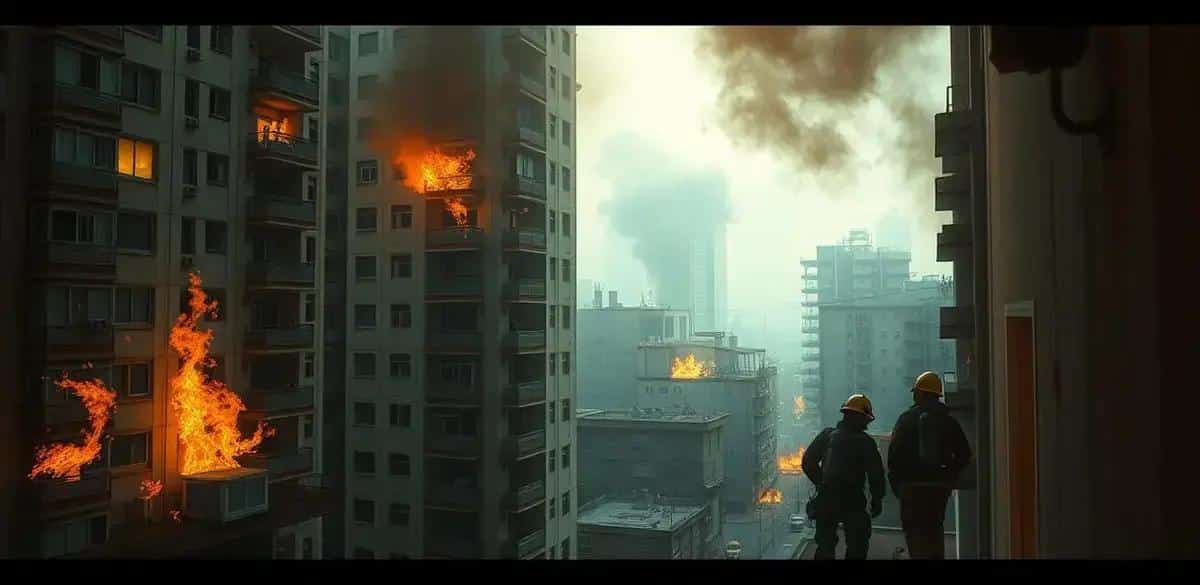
[801, 393, 885, 560]
[886, 371, 973, 559]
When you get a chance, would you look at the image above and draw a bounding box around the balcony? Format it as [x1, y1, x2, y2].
[245, 260, 316, 289]
[35, 242, 117, 271]
[242, 385, 315, 417]
[246, 196, 317, 229]
[503, 380, 546, 408]
[252, 60, 319, 110]
[506, 26, 547, 53]
[57, 26, 124, 54]
[34, 162, 119, 204]
[248, 133, 319, 169]
[426, 330, 483, 354]
[504, 330, 546, 353]
[506, 175, 547, 202]
[502, 279, 546, 301]
[503, 430, 546, 461]
[513, 126, 547, 151]
[239, 448, 314, 481]
[44, 323, 115, 357]
[510, 70, 547, 102]
[425, 534, 482, 559]
[426, 381, 481, 406]
[801, 324, 820, 334]
[937, 223, 973, 263]
[425, 433, 481, 459]
[37, 470, 110, 509]
[503, 227, 547, 251]
[515, 529, 546, 558]
[801, 339, 820, 348]
[426, 227, 485, 250]
[245, 325, 315, 352]
[424, 482, 481, 511]
[507, 479, 545, 511]
[44, 400, 89, 427]
[426, 277, 484, 298]
[253, 26, 322, 53]
[38, 83, 122, 130]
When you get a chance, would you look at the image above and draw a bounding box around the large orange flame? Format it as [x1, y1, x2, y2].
[793, 395, 807, 416]
[139, 479, 163, 501]
[445, 197, 469, 226]
[29, 373, 117, 480]
[256, 116, 292, 144]
[390, 138, 476, 194]
[171, 272, 271, 476]
[757, 488, 783, 505]
[670, 354, 716, 379]
[778, 446, 806, 475]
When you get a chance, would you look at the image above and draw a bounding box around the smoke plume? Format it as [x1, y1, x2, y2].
[695, 26, 944, 190]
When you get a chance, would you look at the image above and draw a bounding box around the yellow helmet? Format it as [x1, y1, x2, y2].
[913, 371, 944, 396]
[840, 394, 875, 421]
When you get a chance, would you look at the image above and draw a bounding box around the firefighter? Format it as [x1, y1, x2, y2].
[887, 371, 973, 559]
[802, 394, 886, 560]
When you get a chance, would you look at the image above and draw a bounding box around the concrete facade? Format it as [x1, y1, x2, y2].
[577, 300, 690, 410]
[577, 495, 708, 559]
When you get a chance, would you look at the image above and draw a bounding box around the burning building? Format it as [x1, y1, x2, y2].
[322, 25, 578, 560]
[0, 26, 330, 559]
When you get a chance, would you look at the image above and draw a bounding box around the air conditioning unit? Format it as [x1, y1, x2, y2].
[183, 468, 269, 524]
[182, 185, 198, 199]
[184, 115, 199, 129]
[181, 255, 195, 271]
[186, 47, 201, 62]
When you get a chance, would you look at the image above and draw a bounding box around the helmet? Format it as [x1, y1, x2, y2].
[840, 394, 875, 421]
[913, 371, 944, 396]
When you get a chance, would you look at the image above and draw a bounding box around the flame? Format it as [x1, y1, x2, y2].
[793, 395, 807, 416]
[139, 479, 163, 501]
[389, 138, 477, 194]
[171, 272, 272, 476]
[256, 116, 292, 144]
[29, 373, 118, 480]
[757, 488, 783, 505]
[169, 510, 182, 523]
[445, 197, 469, 226]
[670, 354, 716, 379]
[778, 446, 806, 475]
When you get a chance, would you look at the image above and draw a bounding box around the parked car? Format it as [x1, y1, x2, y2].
[789, 513, 807, 532]
[725, 540, 743, 559]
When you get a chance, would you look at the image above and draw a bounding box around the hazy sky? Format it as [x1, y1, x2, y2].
[576, 26, 950, 336]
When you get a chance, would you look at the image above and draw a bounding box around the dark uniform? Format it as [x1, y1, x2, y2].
[802, 418, 886, 560]
[887, 400, 972, 559]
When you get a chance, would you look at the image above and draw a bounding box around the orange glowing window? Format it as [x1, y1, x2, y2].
[118, 137, 155, 180]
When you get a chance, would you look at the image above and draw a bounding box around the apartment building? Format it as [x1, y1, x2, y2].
[0, 25, 329, 558]
[334, 26, 577, 559]
[577, 495, 709, 559]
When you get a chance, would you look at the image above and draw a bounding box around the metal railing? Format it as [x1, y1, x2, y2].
[513, 430, 545, 458]
[513, 479, 545, 509]
[426, 276, 483, 296]
[243, 385, 315, 413]
[245, 260, 316, 286]
[502, 279, 546, 300]
[504, 330, 546, 351]
[516, 529, 546, 557]
[504, 380, 546, 406]
[246, 196, 317, 226]
[38, 470, 110, 504]
[426, 381, 481, 405]
[240, 448, 314, 479]
[426, 433, 481, 457]
[45, 82, 122, 120]
[245, 325, 315, 350]
[249, 132, 319, 165]
[426, 226, 484, 249]
[42, 161, 120, 194]
[516, 126, 547, 150]
[503, 227, 547, 250]
[512, 176, 547, 200]
[426, 330, 483, 353]
[40, 242, 117, 267]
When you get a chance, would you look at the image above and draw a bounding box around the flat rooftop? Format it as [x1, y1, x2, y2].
[578, 499, 705, 533]
[578, 408, 728, 426]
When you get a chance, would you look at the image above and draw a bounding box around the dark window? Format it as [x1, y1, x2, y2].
[121, 62, 161, 109]
[356, 116, 376, 142]
[186, 26, 200, 50]
[110, 433, 149, 467]
[116, 362, 152, 397]
[304, 352, 315, 378]
[390, 304, 412, 328]
[354, 304, 376, 329]
[117, 212, 153, 252]
[562, 352, 571, 375]
[562, 492, 571, 514]
[562, 120, 571, 147]
[302, 538, 313, 560]
[183, 149, 198, 186]
[388, 453, 410, 476]
[353, 354, 376, 379]
[357, 160, 378, 184]
[562, 166, 571, 191]
[389, 353, 412, 378]
[358, 32, 379, 56]
[548, 306, 556, 328]
[562, 259, 571, 282]
[549, 67, 557, 90]
[563, 213, 571, 237]
[549, 493, 556, 517]
[357, 75, 377, 101]
[549, 114, 557, 139]
[204, 220, 227, 254]
[549, 211, 556, 234]
[127, 25, 163, 41]
[114, 286, 153, 324]
[548, 352, 556, 375]
[548, 401, 555, 424]
[548, 449, 556, 475]
[562, 398, 571, 421]
[390, 254, 412, 279]
[562, 537, 570, 559]
[561, 306, 571, 329]
[562, 74, 571, 100]
[389, 503, 410, 526]
[391, 205, 412, 229]
[353, 450, 376, 474]
[184, 79, 200, 118]
[210, 26, 232, 55]
[353, 402, 376, 426]
[549, 257, 557, 281]
[561, 29, 571, 55]
[353, 498, 374, 524]
[549, 162, 556, 186]
[206, 153, 229, 186]
[208, 86, 230, 120]
[181, 217, 195, 254]
[389, 404, 411, 427]
[562, 444, 570, 469]
[355, 255, 377, 280]
[356, 207, 377, 231]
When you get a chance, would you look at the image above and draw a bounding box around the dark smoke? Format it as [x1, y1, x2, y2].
[696, 26, 943, 188]
[599, 133, 732, 309]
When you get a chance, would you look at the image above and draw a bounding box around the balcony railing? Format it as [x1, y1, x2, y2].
[509, 175, 547, 201]
[42, 83, 122, 126]
[503, 227, 547, 250]
[252, 60, 319, 107]
[44, 400, 89, 426]
[58, 26, 124, 53]
[249, 132, 319, 167]
[243, 385, 315, 414]
[506, 430, 546, 459]
[502, 279, 546, 300]
[512, 71, 547, 101]
[425, 534, 482, 559]
[37, 470, 110, 506]
[240, 448, 314, 480]
[426, 381, 481, 406]
[426, 330, 483, 353]
[510, 479, 545, 510]
[504, 380, 546, 407]
[279, 25, 321, 45]
[426, 277, 484, 297]
[45, 323, 115, 355]
[504, 330, 545, 352]
[507, 26, 547, 52]
[516, 529, 546, 558]
[245, 325, 315, 351]
[426, 433, 481, 458]
[39, 162, 120, 196]
[245, 260, 316, 288]
[424, 483, 481, 510]
[38, 242, 117, 267]
[426, 227, 484, 249]
[246, 196, 317, 228]
[515, 126, 546, 150]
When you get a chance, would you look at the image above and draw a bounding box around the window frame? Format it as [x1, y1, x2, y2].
[357, 160, 379, 185]
[117, 136, 157, 181]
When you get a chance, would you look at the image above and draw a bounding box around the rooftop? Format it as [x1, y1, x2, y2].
[578, 497, 706, 533]
[578, 408, 729, 427]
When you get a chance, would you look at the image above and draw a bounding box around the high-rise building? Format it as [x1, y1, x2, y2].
[329, 26, 577, 559]
[0, 25, 330, 558]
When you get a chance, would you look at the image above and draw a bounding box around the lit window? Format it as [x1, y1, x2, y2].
[118, 138, 155, 180]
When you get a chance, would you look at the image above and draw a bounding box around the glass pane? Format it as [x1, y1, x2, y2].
[115, 288, 130, 322]
[134, 141, 153, 179]
[75, 133, 95, 167]
[93, 213, 112, 245]
[51, 210, 77, 241]
[117, 138, 133, 176]
[79, 52, 99, 90]
[247, 476, 265, 507]
[96, 137, 116, 170]
[54, 128, 74, 163]
[100, 58, 121, 95]
[54, 45, 80, 85]
[87, 288, 111, 321]
[138, 70, 157, 107]
[46, 287, 69, 326]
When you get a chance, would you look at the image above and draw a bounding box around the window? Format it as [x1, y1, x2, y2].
[562, 352, 571, 375]
[562, 492, 571, 514]
[185, 25, 200, 50]
[549, 211, 556, 233]
[353, 402, 376, 426]
[206, 152, 228, 186]
[562, 29, 571, 55]
[114, 286, 153, 324]
[352, 547, 373, 559]
[304, 174, 318, 201]
[121, 63, 160, 109]
[391, 205, 412, 229]
[389, 353, 412, 379]
[52, 127, 116, 170]
[562, 445, 570, 469]
[303, 235, 317, 265]
[110, 433, 149, 467]
[182, 148, 198, 186]
[389, 503, 410, 526]
[549, 114, 557, 139]
[390, 304, 412, 329]
[128, 25, 163, 40]
[353, 498, 375, 525]
[358, 32, 379, 56]
[204, 220, 227, 254]
[208, 26, 232, 54]
[50, 209, 113, 246]
[562, 306, 571, 329]
[548, 305, 556, 328]
[562, 398, 571, 421]
[302, 537, 313, 560]
[353, 353, 376, 379]
[516, 152, 536, 179]
[562, 537, 570, 559]
[117, 137, 155, 180]
[390, 254, 412, 279]
[356, 207, 377, 231]
[44, 286, 111, 327]
[562, 166, 571, 191]
[549, 162, 556, 186]
[355, 255, 377, 280]
[549, 66, 557, 90]
[548, 352, 556, 376]
[356, 116, 376, 142]
[115, 362, 152, 398]
[354, 304, 377, 329]
[208, 86, 230, 120]
[117, 212, 153, 252]
[548, 401, 555, 423]
[42, 515, 108, 558]
[184, 79, 200, 118]
[181, 217, 195, 254]
[548, 493, 556, 517]
[357, 160, 378, 184]
[562, 74, 571, 100]
[304, 352, 316, 378]
[389, 453, 410, 476]
[562, 213, 571, 237]
[353, 451, 376, 475]
[562, 121, 571, 147]
[562, 259, 571, 282]
[54, 44, 121, 96]
[548, 257, 557, 281]
[357, 75, 378, 100]
[389, 404, 411, 427]
[303, 293, 317, 324]
[548, 449, 556, 473]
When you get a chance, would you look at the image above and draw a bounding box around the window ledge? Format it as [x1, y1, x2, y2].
[118, 396, 153, 405]
[120, 101, 161, 115]
[118, 175, 157, 185]
[117, 249, 154, 256]
[110, 464, 151, 478]
[208, 114, 230, 122]
[114, 322, 154, 330]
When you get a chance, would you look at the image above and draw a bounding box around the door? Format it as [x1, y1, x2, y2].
[1005, 303, 1037, 558]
